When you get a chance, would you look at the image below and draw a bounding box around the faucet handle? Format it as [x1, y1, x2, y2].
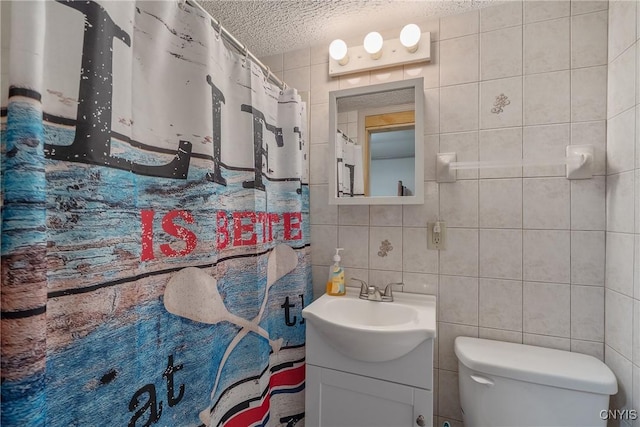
[383, 282, 404, 298]
[350, 278, 368, 295]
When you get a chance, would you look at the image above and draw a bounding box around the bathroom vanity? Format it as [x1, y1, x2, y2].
[302, 288, 436, 426]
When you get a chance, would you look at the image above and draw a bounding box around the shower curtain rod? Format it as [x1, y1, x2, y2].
[187, 0, 287, 90]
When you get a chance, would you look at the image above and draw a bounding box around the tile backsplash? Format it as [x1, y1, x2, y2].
[262, 0, 616, 423]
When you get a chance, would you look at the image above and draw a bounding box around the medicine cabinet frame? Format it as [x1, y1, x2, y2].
[328, 78, 424, 205]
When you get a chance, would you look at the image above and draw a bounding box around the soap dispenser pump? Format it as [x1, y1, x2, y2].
[326, 248, 345, 296]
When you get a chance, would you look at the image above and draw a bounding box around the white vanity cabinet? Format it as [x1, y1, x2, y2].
[304, 323, 434, 427]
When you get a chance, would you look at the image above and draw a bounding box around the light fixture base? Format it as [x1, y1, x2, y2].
[328, 32, 431, 77]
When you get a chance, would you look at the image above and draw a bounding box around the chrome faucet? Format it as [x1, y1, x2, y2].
[351, 279, 404, 302]
[382, 282, 404, 301]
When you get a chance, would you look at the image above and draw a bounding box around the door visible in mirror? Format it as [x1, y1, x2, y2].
[364, 110, 415, 197]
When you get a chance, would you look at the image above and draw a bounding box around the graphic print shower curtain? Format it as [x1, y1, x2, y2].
[1, 1, 310, 426]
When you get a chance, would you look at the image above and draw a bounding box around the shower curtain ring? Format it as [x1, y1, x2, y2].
[243, 47, 249, 65]
[265, 66, 271, 82]
[216, 22, 223, 41]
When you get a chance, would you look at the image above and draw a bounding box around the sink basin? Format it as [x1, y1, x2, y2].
[302, 287, 436, 362]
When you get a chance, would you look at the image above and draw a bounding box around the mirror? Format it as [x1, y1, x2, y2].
[328, 78, 424, 205]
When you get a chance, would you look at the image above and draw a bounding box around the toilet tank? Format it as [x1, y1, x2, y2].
[455, 337, 618, 427]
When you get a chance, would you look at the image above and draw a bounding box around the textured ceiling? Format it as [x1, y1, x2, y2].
[198, 1, 497, 58]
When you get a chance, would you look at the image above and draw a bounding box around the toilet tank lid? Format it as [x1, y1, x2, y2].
[454, 337, 617, 395]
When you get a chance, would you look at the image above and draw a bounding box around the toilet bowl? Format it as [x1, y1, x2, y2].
[455, 337, 618, 427]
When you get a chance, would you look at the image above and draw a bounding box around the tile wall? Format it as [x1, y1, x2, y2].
[605, 1, 639, 426]
[262, 1, 611, 424]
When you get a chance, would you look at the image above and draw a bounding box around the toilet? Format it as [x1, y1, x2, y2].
[455, 337, 618, 427]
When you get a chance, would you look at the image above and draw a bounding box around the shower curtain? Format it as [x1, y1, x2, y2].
[335, 130, 364, 197]
[1, 1, 310, 426]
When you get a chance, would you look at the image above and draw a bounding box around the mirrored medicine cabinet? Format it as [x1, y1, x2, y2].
[328, 78, 424, 205]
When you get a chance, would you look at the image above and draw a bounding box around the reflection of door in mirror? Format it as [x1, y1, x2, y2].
[363, 110, 415, 197]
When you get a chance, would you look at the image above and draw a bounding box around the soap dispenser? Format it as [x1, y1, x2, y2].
[326, 248, 345, 296]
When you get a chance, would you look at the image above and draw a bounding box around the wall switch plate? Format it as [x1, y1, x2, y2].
[427, 221, 446, 250]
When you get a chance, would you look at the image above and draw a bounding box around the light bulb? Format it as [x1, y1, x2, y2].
[363, 31, 383, 59]
[400, 24, 421, 52]
[329, 39, 349, 65]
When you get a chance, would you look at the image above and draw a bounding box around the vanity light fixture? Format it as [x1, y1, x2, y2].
[328, 25, 431, 77]
[400, 24, 421, 52]
[363, 31, 383, 59]
[329, 39, 349, 65]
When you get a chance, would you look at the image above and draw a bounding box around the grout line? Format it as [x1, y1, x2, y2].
[521, 0, 525, 339]
[569, 11, 573, 349]
[477, 23, 482, 331]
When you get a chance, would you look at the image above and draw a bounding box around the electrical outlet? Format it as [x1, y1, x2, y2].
[427, 221, 446, 250]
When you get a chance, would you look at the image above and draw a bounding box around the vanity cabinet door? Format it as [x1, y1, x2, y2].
[306, 365, 433, 427]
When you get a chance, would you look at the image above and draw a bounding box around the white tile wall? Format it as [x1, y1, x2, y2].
[439, 228, 479, 276]
[571, 339, 604, 361]
[403, 227, 438, 274]
[571, 285, 604, 341]
[523, 70, 571, 125]
[370, 205, 403, 226]
[523, 230, 571, 283]
[310, 185, 337, 225]
[440, 34, 479, 86]
[369, 227, 403, 271]
[441, 10, 479, 40]
[608, 0, 637, 62]
[571, 231, 606, 285]
[480, 76, 523, 129]
[571, 177, 606, 230]
[524, 1, 570, 24]
[480, 1, 523, 32]
[479, 326, 523, 343]
[607, 171, 636, 233]
[523, 332, 571, 350]
[571, 65, 608, 122]
[480, 26, 523, 80]
[440, 83, 480, 132]
[523, 17, 570, 74]
[522, 177, 571, 229]
[479, 127, 523, 178]
[571, 10, 609, 68]
[479, 278, 523, 330]
[337, 226, 369, 269]
[440, 181, 479, 227]
[523, 281, 571, 337]
[606, 344, 634, 415]
[607, 107, 637, 174]
[439, 275, 479, 325]
[523, 123, 570, 177]
[269, 0, 619, 421]
[403, 181, 439, 227]
[479, 229, 523, 280]
[479, 178, 523, 228]
[606, 231, 635, 296]
[607, 44, 636, 119]
[570, 0, 608, 16]
[605, 1, 639, 423]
